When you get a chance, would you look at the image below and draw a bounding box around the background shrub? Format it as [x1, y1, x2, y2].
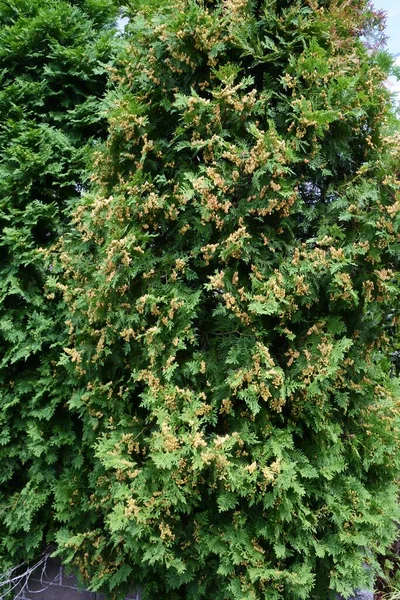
[0, 0, 118, 575]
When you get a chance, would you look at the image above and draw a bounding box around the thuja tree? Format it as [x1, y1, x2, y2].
[0, 0, 119, 574]
[58, 0, 400, 598]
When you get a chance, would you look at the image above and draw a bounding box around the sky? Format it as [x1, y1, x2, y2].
[372, 0, 400, 55]
[371, 0, 400, 101]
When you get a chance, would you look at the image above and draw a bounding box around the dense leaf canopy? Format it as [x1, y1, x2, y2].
[54, 1, 400, 599]
[0, 0, 399, 599]
[0, 0, 118, 573]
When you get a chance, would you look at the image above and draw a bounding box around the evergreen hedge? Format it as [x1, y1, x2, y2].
[56, 1, 400, 598]
[1, 0, 399, 599]
[0, 0, 118, 575]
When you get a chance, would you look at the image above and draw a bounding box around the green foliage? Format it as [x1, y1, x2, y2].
[0, 0, 118, 574]
[54, 0, 400, 598]
[1, 0, 399, 599]
[52, 1, 400, 598]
